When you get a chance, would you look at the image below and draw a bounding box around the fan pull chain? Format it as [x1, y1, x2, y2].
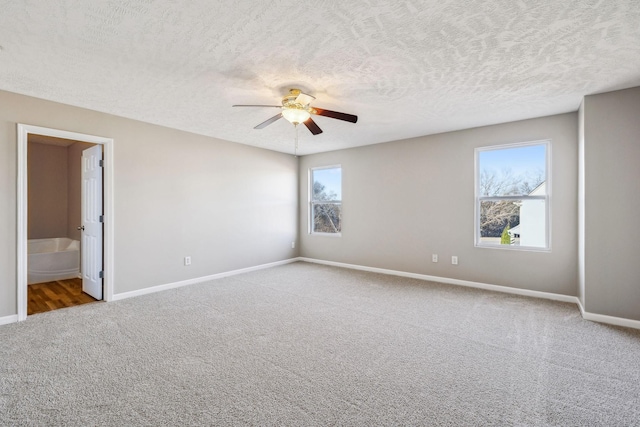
[294, 124, 299, 156]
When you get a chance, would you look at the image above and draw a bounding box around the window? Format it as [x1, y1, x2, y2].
[475, 141, 550, 250]
[310, 166, 342, 234]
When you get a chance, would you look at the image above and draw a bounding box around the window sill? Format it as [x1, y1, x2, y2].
[310, 232, 342, 238]
[475, 243, 550, 252]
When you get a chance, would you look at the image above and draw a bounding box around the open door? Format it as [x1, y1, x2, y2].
[81, 145, 103, 300]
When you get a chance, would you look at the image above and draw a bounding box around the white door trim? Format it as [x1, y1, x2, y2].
[17, 124, 115, 321]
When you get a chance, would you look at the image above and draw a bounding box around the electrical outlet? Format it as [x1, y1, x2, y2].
[451, 256, 458, 265]
[291, 241, 295, 249]
[432, 254, 438, 263]
[184, 256, 191, 266]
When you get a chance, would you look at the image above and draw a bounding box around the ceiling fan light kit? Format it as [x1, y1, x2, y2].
[233, 88, 358, 137]
[281, 107, 311, 124]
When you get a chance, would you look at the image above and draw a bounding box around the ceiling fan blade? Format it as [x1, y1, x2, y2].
[303, 117, 323, 135]
[294, 92, 315, 106]
[312, 108, 358, 123]
[233, 104, 281, 108]
[254, 113, 283, 129]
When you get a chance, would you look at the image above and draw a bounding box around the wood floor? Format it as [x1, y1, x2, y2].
[28, 278, 98, 315]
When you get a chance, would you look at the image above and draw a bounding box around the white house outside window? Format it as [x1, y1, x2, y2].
[475, 141, 550, 250]
[310, 166, 342, 234]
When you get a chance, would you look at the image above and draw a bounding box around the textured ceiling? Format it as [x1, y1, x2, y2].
[1, 1, 639, 155]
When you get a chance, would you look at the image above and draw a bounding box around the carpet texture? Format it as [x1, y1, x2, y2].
[1, 262, 639, 426]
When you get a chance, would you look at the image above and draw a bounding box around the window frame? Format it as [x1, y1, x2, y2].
[474, 140, 551, 251]
[309, 165, 342, 236]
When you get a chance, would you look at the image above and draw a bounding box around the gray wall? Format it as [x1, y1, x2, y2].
[299, 113, 579, 296]
[5, 86, 638, 322]
[26, 140, 93, 241]
[27, 142, 68, 239]
[582, 87, 640, 321]
[0, 89, 298, 318]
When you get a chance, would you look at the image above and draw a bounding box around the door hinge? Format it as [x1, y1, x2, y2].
[99, 271, 104, 279]
[99, 215, 104, 223]
[99, 159, 104, 167]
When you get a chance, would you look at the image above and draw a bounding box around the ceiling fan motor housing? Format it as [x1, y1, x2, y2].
[282, 89, 309, 109]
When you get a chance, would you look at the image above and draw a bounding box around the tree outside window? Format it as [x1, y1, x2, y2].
[310, 166, 341, 234]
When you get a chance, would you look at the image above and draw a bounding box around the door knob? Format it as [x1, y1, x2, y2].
[77, 226, 85, 231]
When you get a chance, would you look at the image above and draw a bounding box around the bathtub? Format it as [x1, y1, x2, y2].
[28, 238, 80, 285]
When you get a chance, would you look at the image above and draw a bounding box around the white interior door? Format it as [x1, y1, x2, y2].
[81, 145, 103, 300]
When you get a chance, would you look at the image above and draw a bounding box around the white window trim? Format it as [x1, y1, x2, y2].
[309, 165, 342, 236]
[474, 139, 551, 251]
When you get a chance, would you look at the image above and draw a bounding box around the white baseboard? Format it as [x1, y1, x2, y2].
[4, 257, 638, 331]
[576, 299, 640, 329]
[298, 257, 640, 330]
[0, 314, 19, 326]
[299, 257, 579, 304]
[112, 258, 300, 301]
[582, 311, 640, 329]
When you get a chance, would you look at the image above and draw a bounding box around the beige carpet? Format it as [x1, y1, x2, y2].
[1, 262, 639, 426]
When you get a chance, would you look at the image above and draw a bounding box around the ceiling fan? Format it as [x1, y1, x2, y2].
[233, 89, 358, 135]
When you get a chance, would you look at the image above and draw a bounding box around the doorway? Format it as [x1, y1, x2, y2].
[17, 124, 114, 321]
